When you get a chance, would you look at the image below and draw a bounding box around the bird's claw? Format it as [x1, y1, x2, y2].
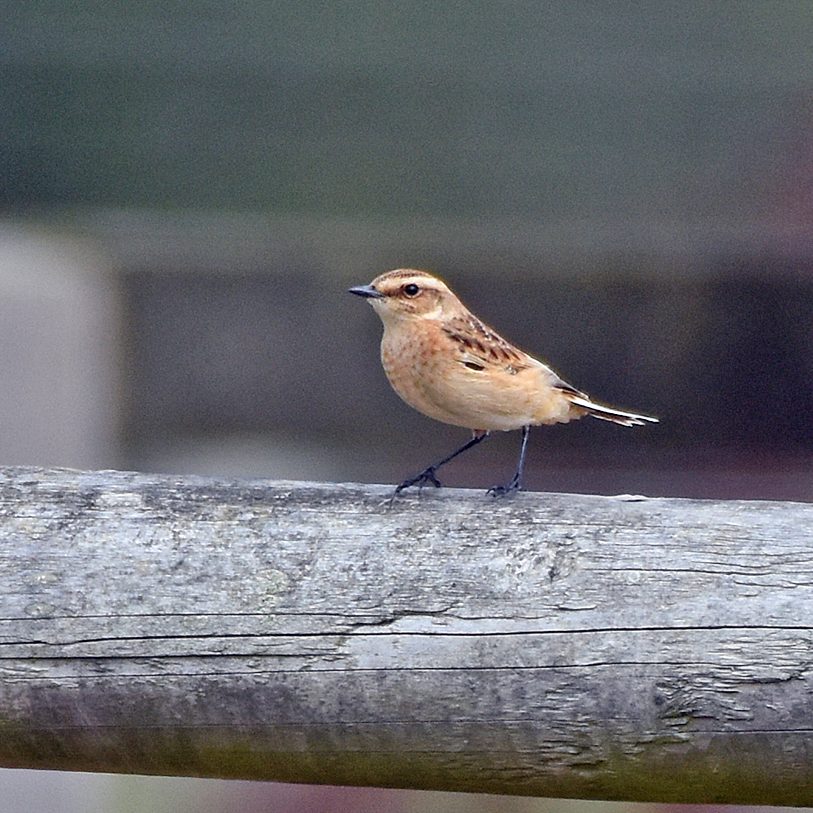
[399, 468, 443, 492]
[487, 475, 521, 498]
[390, 467, 443, 502]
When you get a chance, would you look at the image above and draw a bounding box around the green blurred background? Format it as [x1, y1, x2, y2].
[2, 1, 812, 811]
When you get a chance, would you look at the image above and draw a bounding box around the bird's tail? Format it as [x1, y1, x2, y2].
[567, 395, 659, 427]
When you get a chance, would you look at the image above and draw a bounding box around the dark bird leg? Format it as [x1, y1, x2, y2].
[488, 425, 530, 497]
[393, 431, 490, 498]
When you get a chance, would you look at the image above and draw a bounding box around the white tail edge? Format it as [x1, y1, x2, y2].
[568, 395, 659, 427]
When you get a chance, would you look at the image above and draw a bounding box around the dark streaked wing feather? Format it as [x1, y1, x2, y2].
[551, 376, 586, 398]
[442, 315, 532, 370]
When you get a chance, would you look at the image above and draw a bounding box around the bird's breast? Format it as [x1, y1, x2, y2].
[380, 324, 453, 423]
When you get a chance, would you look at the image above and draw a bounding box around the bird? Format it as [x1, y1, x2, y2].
[349, 268, 657, 498]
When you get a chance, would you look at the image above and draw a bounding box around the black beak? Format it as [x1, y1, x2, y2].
[348, 284, 384, 299]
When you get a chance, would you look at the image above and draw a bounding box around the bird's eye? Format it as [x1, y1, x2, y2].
[403, 283, 420, 297]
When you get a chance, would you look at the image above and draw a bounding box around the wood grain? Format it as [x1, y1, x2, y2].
[1, 467, 811, 805]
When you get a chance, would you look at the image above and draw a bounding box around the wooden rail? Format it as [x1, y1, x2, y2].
[1, 467, 811, 805]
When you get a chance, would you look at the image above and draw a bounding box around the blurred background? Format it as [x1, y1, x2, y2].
[2, 1, 812, 811]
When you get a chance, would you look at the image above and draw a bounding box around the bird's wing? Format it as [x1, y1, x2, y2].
[441, 314, 534, 372]
[439, 314, 658, 427]
[442, 314, 591, 389]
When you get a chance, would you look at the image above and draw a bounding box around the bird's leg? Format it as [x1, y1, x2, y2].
[393, 431, 490, 497]
[488, 425, 530, 497]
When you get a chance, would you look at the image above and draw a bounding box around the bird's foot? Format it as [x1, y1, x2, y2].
[389, 467, 443, 502]
[487, 473, 521, 498]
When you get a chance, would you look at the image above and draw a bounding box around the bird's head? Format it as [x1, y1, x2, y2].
[348, 269, 461, 324]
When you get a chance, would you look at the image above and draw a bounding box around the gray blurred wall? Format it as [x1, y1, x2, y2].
[0, 225, 120, 469]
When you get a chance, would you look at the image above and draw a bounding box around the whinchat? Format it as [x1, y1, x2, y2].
[350, 269, 657, 497]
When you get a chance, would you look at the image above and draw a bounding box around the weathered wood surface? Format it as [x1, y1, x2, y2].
[1, 467, 812, 805]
